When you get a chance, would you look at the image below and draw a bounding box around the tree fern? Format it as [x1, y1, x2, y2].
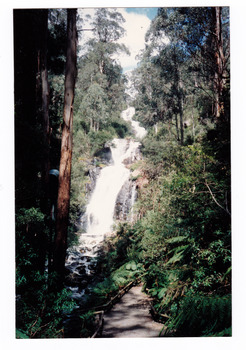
[166, 294, 231, 336]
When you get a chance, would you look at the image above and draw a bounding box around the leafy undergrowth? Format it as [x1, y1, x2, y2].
[84, 255, 144, 311]
[91, 117, 231, 337]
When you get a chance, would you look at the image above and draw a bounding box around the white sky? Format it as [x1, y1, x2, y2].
[78, 8, 152, 72]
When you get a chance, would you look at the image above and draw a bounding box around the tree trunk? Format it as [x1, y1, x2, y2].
[179, 94, 184, 145]
[173, 50, 184, 145]
[40, 10, 50, 214]
[54, 9, 77, 281]
[39, 10, 51, 273]
[175, 114, 180, 142]
[213, 7, 225, 118]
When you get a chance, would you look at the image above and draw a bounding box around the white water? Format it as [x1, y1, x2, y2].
[85, 138, 139, 237]
[65, 107, 146, 296]
[78, 106, 146, 252]
[121, 107, 147, 139]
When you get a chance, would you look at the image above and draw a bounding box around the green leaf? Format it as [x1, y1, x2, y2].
[158, 287, 167, 299]
[165, 236, 188, 244]
[16, 329, 29, 339]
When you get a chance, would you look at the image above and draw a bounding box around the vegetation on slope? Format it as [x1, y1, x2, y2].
[85, 6, 231, 337]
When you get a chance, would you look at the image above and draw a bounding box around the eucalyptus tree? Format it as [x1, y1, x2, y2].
[90, 8, 129, 74]
[79, 82, 109, 131]
[133, 7, 229, 147]
[75, 8, 129, 132]
[133, 34, 186, 144]
[156, 44, 187, 144]
[151, 7, 230, 120]
[82, 8, 129, 87]
[54, 9, 77, 281]
[132, 59, 164, 129]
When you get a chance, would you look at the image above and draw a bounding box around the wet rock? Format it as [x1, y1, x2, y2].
[80, 280, 89, 288]
[94, 146, 113, 165]
[76, 265, 86, 275]
[122, 147, 141, 166]
[86, 167, 101, 195]
[65, 272, 89, 287]
[114, 179, 137, 221]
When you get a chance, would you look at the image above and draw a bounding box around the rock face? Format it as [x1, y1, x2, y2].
[114, 179, 137, 222]
[94, 146, 113, 165]
[122, 144, 141, 166]
[86, 147, 113, 194]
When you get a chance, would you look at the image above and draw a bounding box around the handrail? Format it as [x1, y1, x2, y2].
[80, 276, 142, 315]
[87, 274, 167, 337]
[91, 311, 104, 338]
[150, 304, 170, 321]
[88, 277, 141, 338]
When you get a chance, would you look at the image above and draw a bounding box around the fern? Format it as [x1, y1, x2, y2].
[165, 236, 188, 244]
[166, 294, 232, 337]
[165, 245, 189, 267]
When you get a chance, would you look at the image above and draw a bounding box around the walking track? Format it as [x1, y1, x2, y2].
[100, 285, 164, 338]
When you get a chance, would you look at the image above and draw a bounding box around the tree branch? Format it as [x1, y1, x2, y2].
[204, 179, 231, 216]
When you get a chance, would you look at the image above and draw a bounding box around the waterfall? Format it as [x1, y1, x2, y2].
[65, 107, 146, 299]
[79, 107, 145, 251]
[85, 138, 138, 237]
[121, 106, 147, 139]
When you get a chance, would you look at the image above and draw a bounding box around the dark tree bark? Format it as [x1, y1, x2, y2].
[38, 10, 51, 272]
[14, 10, 40, 208]
[173, 51, 184, 145]
[178, 90, 184, 145]
[54, 9, 77, 281]
[37, 10, 51, 215]
[175, 114, 180, 142]
[213, 7, 225, 118]
[14, 10, 51, 273]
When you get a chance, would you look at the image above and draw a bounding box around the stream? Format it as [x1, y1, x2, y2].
[64, 107, 146, 318]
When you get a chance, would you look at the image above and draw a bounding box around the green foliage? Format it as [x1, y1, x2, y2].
[16, 207, 45, 226]
[70, 8, 130, 238]
[16, 286, 76, 338]
[79, 311, 96, 337]
[165, 294, 231, 336]
[16, 329, 29, 339]
[89, 260, 143, 309]
[79, 82, 109, 130]
[16, 207, 48, 291]
[15, 208, 77, 338]
[95, 111, 231, 337]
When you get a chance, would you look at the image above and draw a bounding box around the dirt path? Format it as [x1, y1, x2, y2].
[100, 284, 164, 338]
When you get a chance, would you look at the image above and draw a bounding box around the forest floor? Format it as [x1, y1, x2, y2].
[100, 284, 164, 338]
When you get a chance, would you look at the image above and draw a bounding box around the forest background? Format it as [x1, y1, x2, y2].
[1, 0, 246, 349]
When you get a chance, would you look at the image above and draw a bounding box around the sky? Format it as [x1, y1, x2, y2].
[126, 7, 158, 20]
[78, 7, 158, 73]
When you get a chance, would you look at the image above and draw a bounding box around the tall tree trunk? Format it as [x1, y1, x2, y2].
[39, 10, 50, 273]
[174, 114, 180, 142]
[213, 7, 225, 118]
[178, 93, 184, 145]
[173, 50, 184, 145]
[54, 9, 77, 281]
[40, 10, 50, 214]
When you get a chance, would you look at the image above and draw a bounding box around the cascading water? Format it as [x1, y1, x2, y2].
[121, 106, 147, 139]
[65, 107, 146, 301]
[85, 138, 138, 237]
